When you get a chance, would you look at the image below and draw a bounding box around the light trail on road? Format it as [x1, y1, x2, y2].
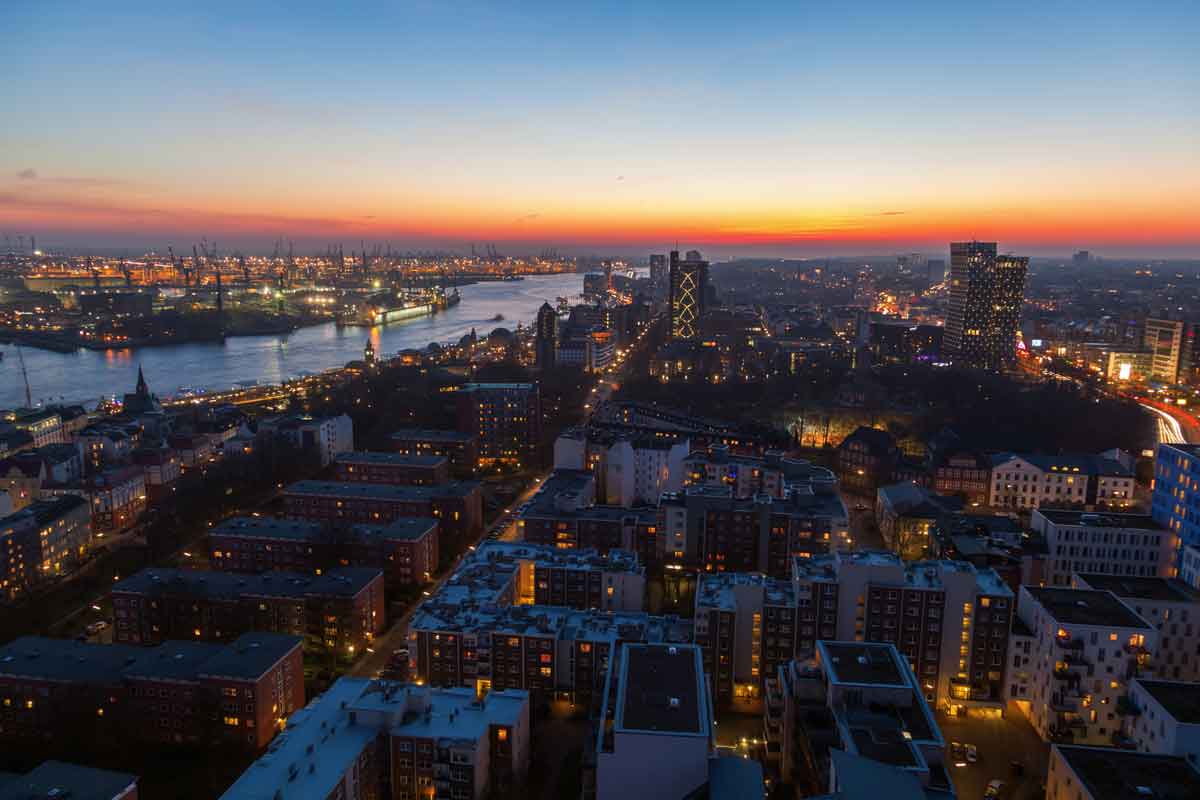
[1142, 403, 1187, 444]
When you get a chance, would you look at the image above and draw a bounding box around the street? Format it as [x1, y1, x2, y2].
[937, 708, 1048, 800]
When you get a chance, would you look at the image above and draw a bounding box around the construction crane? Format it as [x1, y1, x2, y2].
[15, 344, 32, 408]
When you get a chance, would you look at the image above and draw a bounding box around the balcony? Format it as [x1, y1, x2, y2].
[1050, 696, 1078, 712]
[1055, 635, 1084, 651]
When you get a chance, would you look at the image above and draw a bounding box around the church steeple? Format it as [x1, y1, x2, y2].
[136, 365, 149, 396]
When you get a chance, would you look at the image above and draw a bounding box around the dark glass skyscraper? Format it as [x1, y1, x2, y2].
[669, 249, 708, 339]
[944, 241, 1028, 370]
[535, 301, 557, 368]
[649, 253, 667, 286]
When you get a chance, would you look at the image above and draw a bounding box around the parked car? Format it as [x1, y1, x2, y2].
[984, 779, 1004, 799]
[950, 742, 966, 767]
[966, 743, 978, 764]
[85, 621, 109, 635]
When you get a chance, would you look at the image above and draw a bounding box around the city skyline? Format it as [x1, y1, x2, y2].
[4, 1, 1199, 257]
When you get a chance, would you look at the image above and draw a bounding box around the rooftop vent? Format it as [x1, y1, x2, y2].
[669, 697, 681, 708]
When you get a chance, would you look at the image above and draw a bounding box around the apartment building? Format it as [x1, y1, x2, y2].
[1032, 509, 1177, 587]
[1073, 574, 1200, 682]
[682, 445, 840, 501]
[0, 494, 92, 601]
[989, 453, 1135, 511]
[764, 642, 950, 796]
[258, 413, 354, 467]
[389, 428, 479, 474]
[0, 633, 304, 750]
[455, 383, 541, 467]
[517, 470, 659, 557]
[875, 482, 962, 559]
[49, 465, 147, 534]
[553, 426, 689, 507]
[112, 567, 385, 654]
[282, 480, 482, 539]
[1016, 586, 1156, 744]
[1046, 745, 1200, 800]
[1152, 442, 1200, 551]
[593, 644, 713, 800]
[333, 451, 450, 486]
[11, 410, 66, 449]
[1123, 678, 1200, 762]
[209, 515, 439, 587]
[1182, 544, 1200, 588]
[131, 446, 181, 504]
[0, 761, 138, 800]
[835, 427, 902, 493]
[219, 678, 531, 800]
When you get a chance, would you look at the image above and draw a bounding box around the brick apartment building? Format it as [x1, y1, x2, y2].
[282, 480, 481, 540]
[112, 567, 385, 655]
[209, 516, 438, 588]
[333, 451, 450, 486]
[388, 428, 479, 475]
[455, 383, 541, 468]
[0, 633, 304, 750]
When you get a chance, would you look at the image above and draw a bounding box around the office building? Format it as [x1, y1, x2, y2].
[649, 253, 668, 286]
[668, 250, 708, 340]
[1152, 442, 1200, 550]
[592, 644, 712, 800]
[219, 678, 531, 800]
[112, 567, 385, 654]
[1015, 586, 1155, 744]
[944, 241, 1028, 370]
[333, 451, 449, 486]
[209, 515, 439, 587]
[1046, 745, 1200, 800]
[535, 301, 557, 368]
[0, 633, 304, 750]
[455, 383, 541, 467]
[989, 452, 1135, 511]
[764, 642, 950, 796]
[1144, 317, 1188, 384]
[1032, 509, 1177, 587]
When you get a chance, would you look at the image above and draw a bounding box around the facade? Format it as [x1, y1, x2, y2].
[875, 483, 962, 560]
[1144, 317, 1187, 384]
[258, 413, 354, 467]
[1046, 745, 1200, 800]
[1032, 509, 1177, 587]
[1016, 586, 1155, 745]
[0, 494, 92, 601]
[593, 644, 712, 800]
[1182, 544, 1200, 588]
[389, 428, 479, 474]
[219, 678, 531, 800]
[535, 301, 557, 368]
[455, 383, 541, 467]
[668, 250, 708, 340]
[11, 410, 66, 449]
[55, 465, 146, 534]
[333, 451, 450, 486]
[553, 426, 689, 507]
[990, 453, 1136, 511]
[764, 642, 950, 796]
[649, 253, 667, 286]
[1124, 678, 1200, 762]
[282, 480, 481, 539]
[836, 426, 901, 493]
[930, 450, 991, 506]
[131, 446, 181, 504]
[1073, 574, 1200, 682]
[1151, 442, 1200, 551]
[112, 566, 386, 654]
[944, 241, 1028, 371]
[209, 515, 439, 587]
[0, 632, 304, 750]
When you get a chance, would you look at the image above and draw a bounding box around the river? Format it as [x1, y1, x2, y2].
[0, 272, 591, 408]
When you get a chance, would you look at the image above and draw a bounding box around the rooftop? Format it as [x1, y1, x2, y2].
[334, 451, 446, 468]
[389, 428, 474, 443]
[1037, 509, 1161, 530]
[821, 642, 905, 686]
[210, 516, 325, 542]
[1025, 587, 1151, 629]
[458, 382, 536, 392]
[1134, 679, 1200, 725]
[1055, 745, 1200, 800]
[0, 761, 137, 800]
[285, 479, 479, 500]
[992, 452, 1134, 477]
[1075, 574, 1200, 604]
[195, 632, 304, 681]
[113, 567, 383, 600]
[351, 516, 439, 542]
[617, 644, 707, 736]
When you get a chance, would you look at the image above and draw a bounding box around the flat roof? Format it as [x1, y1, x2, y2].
[389, 428, 474, 443]
[334, 451, 446, 467]
[1025, 587, 1151, 629]
[0, 637, 147, 683]
[1135, 679, 1200, 725]
[1075, 575, 1200, 603]
[821, 642, 906, 686]
[196, 633, 302, 681]
[113, 567, 383, 600]
[617, 644, 706, 735]
[1037, 509, 1161, 530]
[210, 516, 325, 541]
[1056, 745, 1200, 800]
[285, 480, 479, 500]
[351, 517, 439, 542]
[0, 761, 137, 800]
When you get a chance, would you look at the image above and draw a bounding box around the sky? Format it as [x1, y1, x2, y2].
[3, 1, 1199, 258]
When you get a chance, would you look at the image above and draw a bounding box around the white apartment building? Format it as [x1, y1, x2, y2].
[1181, 544, 1200, 589]
[259, 413, 354, 467]
[1031, 509, 1178, 587]
[1017, 586, 1156, 745]
[1124, 678, 1200, 762]
[553, 428, 689, 507]
[1073, 574, 1200, 682]
[989, 453, 1135, 511]
[1047, 745, 1200, 800]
